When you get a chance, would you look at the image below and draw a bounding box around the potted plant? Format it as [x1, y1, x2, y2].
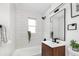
[70, 40, 79, 52]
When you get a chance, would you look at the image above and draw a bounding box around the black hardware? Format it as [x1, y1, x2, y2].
[0, 25, 2, 28]
[54, 9, 59, 13]
[42, 16, 46, 20]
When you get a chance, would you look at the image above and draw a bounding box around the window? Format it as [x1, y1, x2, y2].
[28, 18, 36, 33]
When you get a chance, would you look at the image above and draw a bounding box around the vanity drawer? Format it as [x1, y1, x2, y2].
[42, 43, 65, 56]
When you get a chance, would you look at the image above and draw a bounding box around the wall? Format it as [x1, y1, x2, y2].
[0, 3, 10, 40]
[0, 3, 16, 55]
[9, 3, 16, 54]
[15, 5, 43, 49]
[43, 3, 79, 55]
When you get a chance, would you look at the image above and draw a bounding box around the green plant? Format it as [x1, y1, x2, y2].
[70, 40, 79, 49]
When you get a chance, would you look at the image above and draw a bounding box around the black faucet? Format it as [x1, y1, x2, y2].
[53, 38, 59, 43]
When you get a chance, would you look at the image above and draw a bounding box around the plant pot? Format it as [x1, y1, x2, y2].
[72, 48, 79, 52]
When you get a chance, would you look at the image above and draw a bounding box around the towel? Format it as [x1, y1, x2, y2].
[1, 26, 8, 43]
[0, 27, 2, 46]
[0, 25, 8, 46]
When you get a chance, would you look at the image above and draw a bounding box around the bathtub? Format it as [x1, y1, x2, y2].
[12, 46, 41, 56]
[0, 40, 15, 56]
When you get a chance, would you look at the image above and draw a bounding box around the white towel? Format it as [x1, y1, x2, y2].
[0, 25, 8, 46]
[2, 26, 7, 43]
[0, 28, 2, 46]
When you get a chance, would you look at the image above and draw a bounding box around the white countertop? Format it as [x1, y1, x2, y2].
[42, 40, 65, 48]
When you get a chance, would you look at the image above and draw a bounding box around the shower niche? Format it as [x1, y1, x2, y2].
[50, 8, 66, 41]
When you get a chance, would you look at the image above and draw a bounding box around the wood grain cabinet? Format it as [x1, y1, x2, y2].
[42, 43, 65, 56]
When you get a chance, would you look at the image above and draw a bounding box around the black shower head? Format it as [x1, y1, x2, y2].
[41, 16, 46, 20]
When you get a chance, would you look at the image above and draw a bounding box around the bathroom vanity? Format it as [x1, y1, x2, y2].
[41, 5, 66, 56]
[42, 40, 65, 56]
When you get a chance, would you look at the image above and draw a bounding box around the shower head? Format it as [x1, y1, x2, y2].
[41, 16, 46, 20]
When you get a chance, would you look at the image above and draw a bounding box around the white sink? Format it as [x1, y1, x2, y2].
[42, 40, 65, 48]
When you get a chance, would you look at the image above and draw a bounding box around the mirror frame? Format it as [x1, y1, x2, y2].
[50, 8, 66, 41]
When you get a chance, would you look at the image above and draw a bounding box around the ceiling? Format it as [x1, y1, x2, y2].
[16, 3, 62, 17]
[16, 3, 52, 16]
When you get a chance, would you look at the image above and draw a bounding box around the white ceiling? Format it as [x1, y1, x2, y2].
[16, 3, 52, 16]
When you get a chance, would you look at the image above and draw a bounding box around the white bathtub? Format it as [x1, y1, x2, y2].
[0, 40, 15, 56]
[12, 46, 41, 56]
